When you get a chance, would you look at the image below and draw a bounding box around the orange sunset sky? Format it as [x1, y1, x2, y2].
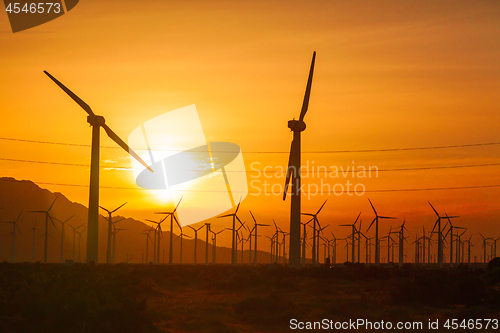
[1, 0, 500, 253]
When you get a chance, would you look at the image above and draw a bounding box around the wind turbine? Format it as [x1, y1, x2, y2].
[397, 219, 410, 266]
[31, 218, 38, 262]
[301, 199, 327, 265]
[175, 229, 191, 264]
[2, 210, 23, 263]
[30, 196, 58, 263]
[467, 234, 473, 263]
[282, 52, 317, 268]
[76, 227, 87, 262]
[428, 202, 458, 268]
[187, 224, 205, 264]
[443, 213, 462, 266]
[155, 199, 182, 264]
[100, 202, 127, 264]
[249, 211, 270, 265]
[111, 227, 125, 263]
[55, 214, 75, 263]
[44, 71, 153, 263]
[139, 229, 153, 264]
[330, 232, 337, 264]
[210, 229, 224, 264]
[366, 199, 396, 265]
[145, 217, 164, 264]
[204, 223, 211, 264]
[339, 212, 361, 263]
[218, 201, 244, 265]
[68, 223, 84, 261]
[301, 218, 313, 265]
[479, 233, 491, 264]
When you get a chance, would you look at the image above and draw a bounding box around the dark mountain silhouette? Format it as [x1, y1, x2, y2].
[0, 177, 275, 264]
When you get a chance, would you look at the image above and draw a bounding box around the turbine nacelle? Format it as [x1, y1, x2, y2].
[288, 119, 306, 132]
[87, 115, 106, 126]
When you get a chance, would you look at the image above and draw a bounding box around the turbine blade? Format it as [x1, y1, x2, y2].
[366, 218, 376, 233]
[48, 195, 58, 212]
[428, 201, 439, 217]
[173, 197, 183, 214]
[298, 51, 316, 122]
[283, 140, 295, 201]
[112, 202, 128, 213]
[316, 199, 327, 215]
[43, 71, 95, 116]
[99, 206, 111, 213]
[368, 198, 377, 215]
[249, 210, 257, 224]
[102, 124, 154, 173]
[354, 212, 361, 225]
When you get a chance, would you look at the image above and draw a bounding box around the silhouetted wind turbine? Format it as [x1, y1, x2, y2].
[467, 234, 474, 263]
[31, 218, 38, 262]
[397, 219, 410, 266]
[111, 227, 125, 263]
[428, 202, 457, 268]
[30, 196, 58, 263]
[44, 72, 153, 263]
[175, 229, 191, 264]
[2, 210, 23, 263]
[155, 199, 182, 264]
[249, 211, 270, 265]
[339, 212, 361, 263]
[282, 52, 317, 268]
[76, 226, 87, 262]
[68, 223, 84, 261]
[366, 199, 396, 265]
[479, 233, 492, 264]
[218, 201, 244, 265]
[100, 202, 127, 264]
[139, 229, 152, 264]
[188, 224, 205, 264]
[210, 229, 224, 264]
[302, 199, 327, 265]
[55, 214, 74, 263]
[443, 213, 461, 266]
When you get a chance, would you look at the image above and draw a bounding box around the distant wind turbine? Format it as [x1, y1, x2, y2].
[68, 223, 84, 261]
[366, 198, 396, 265]
[428, 201, 458, 268]
[100, 202, 127, 264]
[2, 210, 23, 263]
[249, 211, 270, 265]
[44, 71, 153, 263]
[155, 198, 182, 264]
[54, 214, 75, 263]
[30, 196, 58, 263]
[187, 224, 205, 264]
[302, 200, 327, 265]
[218, 201, 244, 265]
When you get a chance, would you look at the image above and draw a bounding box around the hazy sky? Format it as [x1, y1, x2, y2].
[1, 0, 500, 249]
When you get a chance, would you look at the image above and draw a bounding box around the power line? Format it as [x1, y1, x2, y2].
[1, 156, 499, 173]
[2, 178, 499, 193]
[1, 136, 500, 154]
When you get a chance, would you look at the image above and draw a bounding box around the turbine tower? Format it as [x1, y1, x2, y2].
[283, 52, 317, 268]
[44, 71, 153, 263]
